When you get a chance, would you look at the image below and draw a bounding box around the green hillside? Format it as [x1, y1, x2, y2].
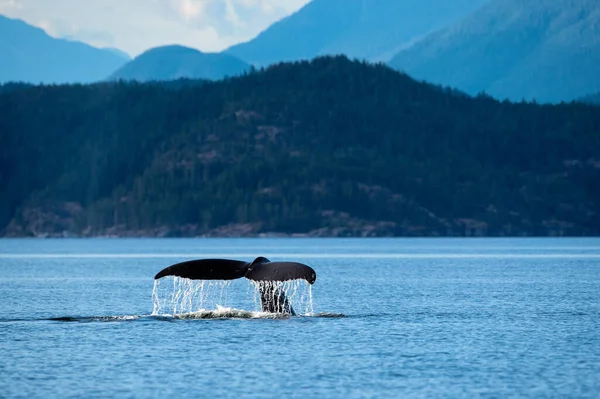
[1, 57, 599, 237]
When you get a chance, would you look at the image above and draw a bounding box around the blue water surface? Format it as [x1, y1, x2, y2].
[1, 238, 599, 398]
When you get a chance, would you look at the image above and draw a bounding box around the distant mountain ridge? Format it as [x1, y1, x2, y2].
[389, 0, 600, 102]
[0, 15, 128, 84]
[109, 45, 250, 82]
[226, 0, 487, 66]
[5, 1, 599, 102]
[102, 47, 131, 61]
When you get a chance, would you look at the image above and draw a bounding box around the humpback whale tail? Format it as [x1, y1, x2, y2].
[154, 257, 316, 315]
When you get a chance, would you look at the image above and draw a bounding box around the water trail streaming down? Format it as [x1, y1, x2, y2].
[252, 280, 314, 315]
[152, 278, 314, 317]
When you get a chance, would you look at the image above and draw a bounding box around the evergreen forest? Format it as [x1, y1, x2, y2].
[1, 57, 599, 237]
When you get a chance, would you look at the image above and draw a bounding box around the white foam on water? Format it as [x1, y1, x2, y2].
[174, 305, 287, 319]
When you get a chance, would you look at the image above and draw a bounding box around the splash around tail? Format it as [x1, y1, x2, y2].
[152, 256, 317, 317]
[26, 310, 346, 324]
[152, 257, 316, 316]
[172, 305, 291, 319]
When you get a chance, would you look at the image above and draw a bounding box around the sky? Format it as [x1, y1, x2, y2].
[0, 0, 310, 56]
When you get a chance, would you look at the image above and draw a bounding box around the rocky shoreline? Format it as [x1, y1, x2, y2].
[2, 221, 590, 238]
[2, 203, 592, 238]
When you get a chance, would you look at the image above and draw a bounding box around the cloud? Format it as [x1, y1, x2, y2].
[0, 0, 22, 10]
[0, 0, 310, 56]
[224, 0, 242, 27]
[171, 0, 207, 21]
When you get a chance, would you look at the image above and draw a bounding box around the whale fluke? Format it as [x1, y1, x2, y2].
[153, 256, 317, 315]
[153, 258, 249, 280]
[154, 257, 316, 285]
[246, 261, 316, 284]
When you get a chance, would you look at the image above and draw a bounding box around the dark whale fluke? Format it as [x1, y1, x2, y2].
[245, 261, 316, 284]
[154, 256, 316, 285]
[153, 259, 249, 280]
[153, 256, 316, 315]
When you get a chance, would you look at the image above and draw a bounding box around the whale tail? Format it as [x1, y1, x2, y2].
[154, 257, 315, 315]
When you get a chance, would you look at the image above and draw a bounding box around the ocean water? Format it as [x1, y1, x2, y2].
[1, 238, 599, 398]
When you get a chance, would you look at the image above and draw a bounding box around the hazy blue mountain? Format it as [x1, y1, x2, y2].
[102, 47, 131, 61]
[389, 0, 600, 103]
[109, 45, 251, 81]
[0, 15, 128, 84]
[580, 91, 600, 104]
[226, 0, 487, 66]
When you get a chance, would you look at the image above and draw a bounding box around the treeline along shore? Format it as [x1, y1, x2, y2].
[1, 57, 599, 237]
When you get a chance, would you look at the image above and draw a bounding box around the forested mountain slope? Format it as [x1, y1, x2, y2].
[581, 91, 600, 104]
[1, 57, 599, 237]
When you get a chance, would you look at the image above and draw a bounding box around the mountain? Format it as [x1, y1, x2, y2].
[0, 82, 32, 94]
[2, 57, 599, 237]
[0, 15, 128, 84]
[102, 47, 131, 61]
[389, 0, 600, 103]
[109, 45, 251, 82]
[226, 0, 487, 66]
[580, 91, 600, 104]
